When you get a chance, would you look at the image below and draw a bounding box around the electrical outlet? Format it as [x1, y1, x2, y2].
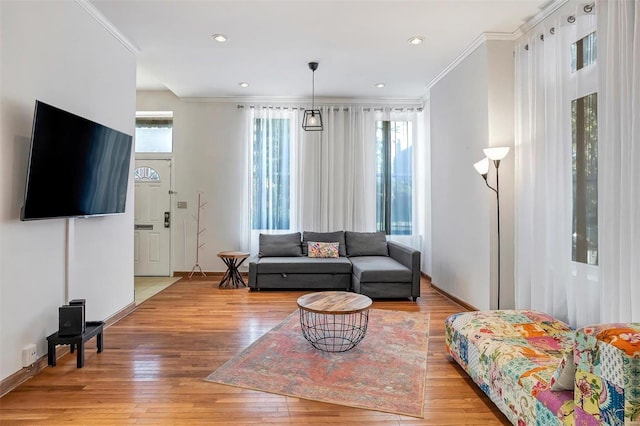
[22, 344, 37, 367]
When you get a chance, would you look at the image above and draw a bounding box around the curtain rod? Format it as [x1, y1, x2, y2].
[524, 2, 595, 50]
[237, 105, 423, 112]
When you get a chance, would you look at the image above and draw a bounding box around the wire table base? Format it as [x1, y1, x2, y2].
[298, 308, 370, 352]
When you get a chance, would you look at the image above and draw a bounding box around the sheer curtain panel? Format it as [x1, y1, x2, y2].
[514, 3, 599, 327]
[596, 0, 640, 323]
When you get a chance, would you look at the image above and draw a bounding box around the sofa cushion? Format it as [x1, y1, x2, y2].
[345, 231, 388, 257]
[307, 241, 339, 258]
[302, 231, 346, 256]
[259, 233, 302, 257]
[256, 257, 352, 274]
[349, 256, 411, 283]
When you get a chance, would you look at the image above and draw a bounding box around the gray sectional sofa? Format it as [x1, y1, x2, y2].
[248, 231, 421, 301]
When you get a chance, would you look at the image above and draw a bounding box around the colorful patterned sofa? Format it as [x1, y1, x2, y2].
[445, 310, 640, 425]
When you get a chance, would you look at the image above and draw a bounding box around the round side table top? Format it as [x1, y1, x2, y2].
[217, 251, 249, 259]
[297, 291, 372, 314]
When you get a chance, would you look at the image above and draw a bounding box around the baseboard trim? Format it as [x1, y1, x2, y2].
[104, 301, 137, 327]
[0, 300, 137, 398]
[430, 281, 478, 312]
[0, 354, 52, 398]
[173, 271, 248, 278]
[420, 271, 432, 281]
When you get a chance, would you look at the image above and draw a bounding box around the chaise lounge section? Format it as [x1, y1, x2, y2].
[248, 231, 421, 301]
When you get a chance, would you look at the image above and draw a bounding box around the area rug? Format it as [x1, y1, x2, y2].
[205, 309, 430, 418]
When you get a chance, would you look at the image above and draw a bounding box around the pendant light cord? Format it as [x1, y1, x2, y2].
[311, 69, 315, 110]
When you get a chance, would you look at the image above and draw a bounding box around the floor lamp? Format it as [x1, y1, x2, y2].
[473, 147, 510, 309]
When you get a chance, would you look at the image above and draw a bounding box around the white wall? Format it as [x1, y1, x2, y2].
[136, 92, 246, 273]
[0, 1, 136, 381]
[430, 40, 515, 310]
[486, 41, 515, 310]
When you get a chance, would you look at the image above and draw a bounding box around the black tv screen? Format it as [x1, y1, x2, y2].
[21, 101, 133, 220]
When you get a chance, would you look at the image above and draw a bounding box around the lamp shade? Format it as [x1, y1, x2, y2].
[473, 157, 490, 175]
[302, 109, 323, 131]
[483, 147, 510, 161]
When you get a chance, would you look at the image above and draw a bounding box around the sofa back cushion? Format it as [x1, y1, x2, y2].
[259, 232, 302, 257]
[345, 231, 388, 257]
[302, 231, 346, 257]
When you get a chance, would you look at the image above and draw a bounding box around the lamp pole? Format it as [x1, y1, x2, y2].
[494, 159, 501, 310]
[474, 147, 509, 310]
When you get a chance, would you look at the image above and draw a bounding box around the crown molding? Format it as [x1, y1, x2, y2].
[425, 32, 516, 91]
[75, 0, 139, 55]
[518, 0, 570, 37]
[180, 95, 424, 108]
[424, 0, 570, 93]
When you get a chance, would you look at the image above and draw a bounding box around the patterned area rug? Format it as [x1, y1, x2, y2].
[205, 309, 430, 418]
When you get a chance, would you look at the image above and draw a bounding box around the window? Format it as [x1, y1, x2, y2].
[375, 120, 413, 235]
[571, 32, 596, 72]
[251, 118, 291, 230]
[569, 27, 597, 266]
[134, 166, 160, 181]
[135, 114, 173, 153]
[572, 93, 598, 265]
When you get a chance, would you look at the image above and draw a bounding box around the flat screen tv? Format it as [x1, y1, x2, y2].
[21, 100, 133, 220]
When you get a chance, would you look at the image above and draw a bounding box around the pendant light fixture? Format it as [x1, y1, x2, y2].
[302, 62, 323, 131]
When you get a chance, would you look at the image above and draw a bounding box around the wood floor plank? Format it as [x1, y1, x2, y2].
[0, 277, 509, 425]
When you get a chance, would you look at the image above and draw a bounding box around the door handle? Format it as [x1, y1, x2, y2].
[164, 211, 170, 228]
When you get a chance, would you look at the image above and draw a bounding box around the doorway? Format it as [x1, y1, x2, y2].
[133, 158, 172, 276]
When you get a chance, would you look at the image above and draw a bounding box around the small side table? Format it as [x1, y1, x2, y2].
[217, 251, 250, 288]
[47, 321, 104, 368]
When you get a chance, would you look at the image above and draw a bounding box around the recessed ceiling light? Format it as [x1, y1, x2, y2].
[211, 34, 228, 43]
[375, 83, 385, 88]
[408, 36, 424, 45]
[238, 82, 249, 88]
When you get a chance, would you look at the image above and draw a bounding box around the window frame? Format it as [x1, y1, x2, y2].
[375, 119, 414, 236]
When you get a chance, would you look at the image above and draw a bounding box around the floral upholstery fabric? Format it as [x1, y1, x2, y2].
[446, 311, 640, 426]
[573, 323, 640, 425]
[307, 241, 339, 258]
[445, 310, 575, 425]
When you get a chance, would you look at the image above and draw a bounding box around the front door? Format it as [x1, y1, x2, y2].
[134, 159, 172, 276]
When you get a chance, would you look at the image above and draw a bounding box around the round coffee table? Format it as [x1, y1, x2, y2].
[297, 291, 373, 352]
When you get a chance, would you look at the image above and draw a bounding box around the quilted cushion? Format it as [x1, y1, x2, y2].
[445, 310, 576, 424]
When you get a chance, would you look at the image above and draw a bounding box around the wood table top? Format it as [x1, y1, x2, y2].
[297, 291, 372, 314]
[217, 251, 250, 259]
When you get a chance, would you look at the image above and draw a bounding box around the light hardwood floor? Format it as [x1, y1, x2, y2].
[134, 276, 182, 305]
[0, 277, 510, 425]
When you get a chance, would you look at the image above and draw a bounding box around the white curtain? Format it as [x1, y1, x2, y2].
[515, 4, 599, 327]
[597, 0, 640, 323]
[241, 104, 423, 258]
[240, 106, 302, 256]
[296, 106, 377, 232]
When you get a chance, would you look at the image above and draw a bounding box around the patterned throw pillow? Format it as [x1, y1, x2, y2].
[307, 241, 339, 258]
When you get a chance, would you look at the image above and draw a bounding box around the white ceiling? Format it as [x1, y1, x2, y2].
[90, 0, 548, 100]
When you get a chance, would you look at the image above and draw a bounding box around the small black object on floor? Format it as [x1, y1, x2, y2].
[47, 321, 104, 368]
